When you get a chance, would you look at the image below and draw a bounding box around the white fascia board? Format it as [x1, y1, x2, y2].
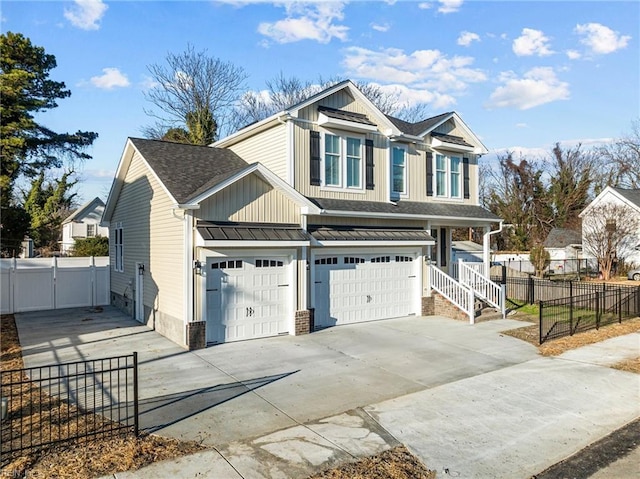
[579, 186, 616, 218]
[389, 134, 423, 143]
[101, 139, 136, 225]
[321, 208, 499, 225]
[431, 137, 475, 153]
[187, 163, 321, 214]
[318, 114, 378, 133]
[419, 112, 489, 155]
[314, 240, 435, 247]
[212, 114, 285, 148]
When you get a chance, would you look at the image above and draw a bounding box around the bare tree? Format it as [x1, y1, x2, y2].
[144, 45, 247, 143]
[597, 119, 640, 189]
[582, 202, 640, 280]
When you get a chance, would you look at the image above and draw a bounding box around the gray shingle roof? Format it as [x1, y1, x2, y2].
[432, 132, 474, 148]
[614, 188, 640, 208]
[129, 138, 248, 204]
[385, 112, 453, 136]
[308, 198, 500, 221]
[309, 225, 434, 242]
[543, 228, 582, 249]
[197, 221, 309, 241]
[318, 106, 376, 126]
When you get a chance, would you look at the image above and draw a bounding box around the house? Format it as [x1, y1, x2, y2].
[60, 197, 109, 254]
[543, 228, 583, 273]
[452, 240, 485, 263]
[580, 187, 640, 269]
[101, 80, 501, 349]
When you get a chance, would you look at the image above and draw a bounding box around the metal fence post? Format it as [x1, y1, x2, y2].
[618, 288, 622, 323]
[596, 292, 601, 329]
[133, 351, 139, 437]
[528, 275, 535, 304]
[539, 301, 544, 345]
[569, 291, 574, 335]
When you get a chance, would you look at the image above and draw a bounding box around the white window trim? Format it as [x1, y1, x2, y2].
[320, 130, 365, 192]
[391, 144, 408, 197]
[433, 151, 463, 200]
[114, 222, 124, 272]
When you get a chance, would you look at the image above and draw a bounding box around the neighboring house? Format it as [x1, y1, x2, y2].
[543, 228, 583, 273]
[580, 187, 640, 267]
[60, 197, 108, 254]
[452, 240, 485, 263]
[102, 80, 501, 349]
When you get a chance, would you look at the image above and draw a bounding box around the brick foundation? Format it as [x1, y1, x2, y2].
[431, 292, 471, 322]
[187, 321, 206, 350]
[294, 309, 314, 335]
[421, 296, 435, 316]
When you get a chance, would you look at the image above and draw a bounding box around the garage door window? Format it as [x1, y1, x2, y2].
[315, 257, 338, 265]
[344, 257, 365, 264]
[211, 260, 242, 269]
[256, 259, 284, 268]
[371, 256, 391, 263]
[396, 256, 414, 262]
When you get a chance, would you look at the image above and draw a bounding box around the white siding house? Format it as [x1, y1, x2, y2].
[60, 197, 108, 254]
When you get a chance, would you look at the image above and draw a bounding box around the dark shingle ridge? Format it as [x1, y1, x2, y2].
[129, 138, 248, 204]
[385, 112, 453, 136]
[613, 188, 640, 208]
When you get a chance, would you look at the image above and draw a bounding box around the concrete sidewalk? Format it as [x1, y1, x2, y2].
[14, 308, 639, 478]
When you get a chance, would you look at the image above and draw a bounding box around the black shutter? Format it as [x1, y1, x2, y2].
[310, 130, 321, 186]
[463, 157, 470, 199]
[440, 228, 447, 267]
[426, 152, 433, 196]
[365, 139, 374, 190]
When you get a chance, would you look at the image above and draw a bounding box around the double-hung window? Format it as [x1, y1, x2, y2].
[392, 146, 406, 195]
[323, 133, 362, 189]
[114, 223, 124, 272]
[435, 153, 462, 198]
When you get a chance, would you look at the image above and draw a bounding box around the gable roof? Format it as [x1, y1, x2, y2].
[130, 138, 248, 204]
[580, 186, 640, 218]
[543, 228, 582, 249]
[63, 197, 105, 224]
[613, 188, 640, 208]
[385, 112, 452, 137]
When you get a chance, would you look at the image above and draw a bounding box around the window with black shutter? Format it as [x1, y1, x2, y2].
[426, 151, 433, 196]
[310, 130, 321, 186]
[463, 157, 470, 199]
[365, 139, 374, 189]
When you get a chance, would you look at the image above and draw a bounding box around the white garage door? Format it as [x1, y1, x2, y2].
[313, 251, 419, 328]
[206, 257, 291, 343]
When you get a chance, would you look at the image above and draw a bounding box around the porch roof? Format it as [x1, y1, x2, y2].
[197, 221, 310, 242]
[308, 225, 434, 242]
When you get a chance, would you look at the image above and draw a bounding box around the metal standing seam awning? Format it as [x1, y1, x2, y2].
[196, 221, 311, 247]
[308, 225, 435, 246]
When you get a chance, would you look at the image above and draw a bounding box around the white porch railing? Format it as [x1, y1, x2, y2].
[429, 264, 475, 324]
[450, 261, 486, 281]
[458, 259, 505, 318]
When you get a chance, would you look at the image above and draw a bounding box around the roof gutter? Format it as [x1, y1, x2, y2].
[319, 208, 499, 224]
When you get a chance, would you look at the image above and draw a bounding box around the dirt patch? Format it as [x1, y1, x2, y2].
[502, 313, 640, 370]
[308, 446, 435, 479]
[611, 356, 640, 374]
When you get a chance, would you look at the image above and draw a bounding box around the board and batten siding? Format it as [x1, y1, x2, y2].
[195, 173, 300, 224]
[227, 123, 288, 181]
[298, 90, 380, 122]
[109, 151, 185, 324]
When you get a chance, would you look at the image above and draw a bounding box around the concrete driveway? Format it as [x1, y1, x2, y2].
[15, 307, 640, 478]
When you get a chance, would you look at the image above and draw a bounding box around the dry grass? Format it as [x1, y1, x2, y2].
[308, 446, 436, 479]
[502, 312, 640, 373]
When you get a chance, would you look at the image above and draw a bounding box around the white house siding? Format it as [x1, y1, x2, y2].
[298, 90, 383, 122]
[110, 151, 185, 345]
[227, 124, 287, 181]
[195, 174, 300, 224]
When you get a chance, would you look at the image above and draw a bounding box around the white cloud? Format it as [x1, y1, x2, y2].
[258, 2, 348, 44]
[566, 49, 581, 60]
[438, 0, 463, 14]
[140, 75, 160, 91]
[457, 31, 480, 47]
[64, 0, 108, 30]
[90, 68, 130, 89]
[371, 22, 390, 33]
[575, 22, 631, 55]
[376, 83, 457, 110]
[512, 28, 553, 56]
[418, 2, 433, 9]
[486, 67, 569, 110]
[516, 123, 528, 128]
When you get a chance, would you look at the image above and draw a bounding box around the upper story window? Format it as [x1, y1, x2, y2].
[435, 154, 462, 198]
[392, 146, 406, 195]
[87, 224, 96, 237]
[323, 133, 363, 190]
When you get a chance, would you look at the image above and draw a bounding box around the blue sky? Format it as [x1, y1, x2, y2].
[4, 0, 639, 203]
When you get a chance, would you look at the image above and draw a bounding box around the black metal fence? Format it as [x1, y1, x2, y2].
[539, 289, 640, 344]
[1, 353, 138, 463]
[491, 275, 640, 305]
[492, 259, 597, 278]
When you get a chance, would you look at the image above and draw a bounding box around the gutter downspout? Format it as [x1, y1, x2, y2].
[483, 221, 503, 275]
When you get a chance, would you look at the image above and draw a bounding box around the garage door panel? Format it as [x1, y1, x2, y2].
[314, 250, 419, 329]
[206, 256, 290, 344]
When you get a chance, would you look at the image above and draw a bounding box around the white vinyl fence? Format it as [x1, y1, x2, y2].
[0, 257, 110, 314]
